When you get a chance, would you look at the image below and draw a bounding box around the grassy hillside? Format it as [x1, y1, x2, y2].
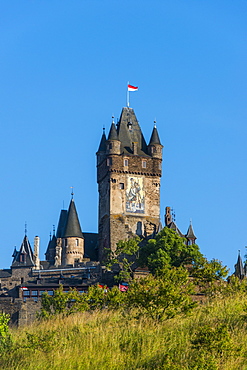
[2, 292, 247, 370]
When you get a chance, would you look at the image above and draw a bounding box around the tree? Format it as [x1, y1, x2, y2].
[126, 266, 196, 320]
[106, 237, 140, 282]
[138, 227, 228, 283]
[139, 227, 203, 273]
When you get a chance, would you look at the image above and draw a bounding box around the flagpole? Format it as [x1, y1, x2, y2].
[127, 81, 129, 107]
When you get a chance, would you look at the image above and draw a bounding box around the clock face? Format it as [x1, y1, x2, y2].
[126, 176, 145, 214]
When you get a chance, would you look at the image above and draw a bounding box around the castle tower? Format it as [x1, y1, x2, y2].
[61, 198, 84, 266]
[185, 222, 197, 245]
[96, 107, 163, 261]
[47, 197, 85, 267]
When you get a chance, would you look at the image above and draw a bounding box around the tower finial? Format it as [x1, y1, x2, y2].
[238, 249, 241, 256]
[112, 115, 115, 124]
[70, 186, 74, 199]
[154, 119, 156, 128]
[53, 225, 55, 236]
[25, 222, 27, 236]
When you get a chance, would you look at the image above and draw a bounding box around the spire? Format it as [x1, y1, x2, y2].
[63, 199, 84, 238]
[56, 210, 68, 238]
[117, 107, 148, 155]
[108, 122, 118, 140]
[97, 128, 107, 152]
[186, 222, 197, 240]
[234, 251, 245, 279]
[11, 235, 35, 267]
[149, 124, 161, 145]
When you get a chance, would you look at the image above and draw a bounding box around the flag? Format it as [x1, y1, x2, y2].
[119, 284, 129, 292]
[128, 84, 138, 92]
[98, 284, 108, 292]
[21, 287, 28, 290]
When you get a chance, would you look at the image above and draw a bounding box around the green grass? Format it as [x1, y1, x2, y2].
[2, 293, 247, 370]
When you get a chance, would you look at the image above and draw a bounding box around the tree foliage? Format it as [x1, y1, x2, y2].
[139, 227, 228, 282]
[126, 266, 196, 320]
[106, 237, 140, 282]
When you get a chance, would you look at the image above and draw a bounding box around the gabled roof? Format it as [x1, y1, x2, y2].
[97, 129, 107, 152]
[108, 122, 118, 140]
[149, 125, 161, 145]
[11, 235, 35, 268]
[185, 223, 197, 240]
[63, 199, 84, 238]
[117, 107, 149, 156]
[167, 221, 184, 238]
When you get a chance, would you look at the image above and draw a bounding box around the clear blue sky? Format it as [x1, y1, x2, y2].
[0, 1, 246, 272]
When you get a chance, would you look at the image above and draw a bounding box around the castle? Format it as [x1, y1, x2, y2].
[0, 105, 196, 325]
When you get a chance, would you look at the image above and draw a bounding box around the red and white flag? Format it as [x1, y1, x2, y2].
[128, 84, 138, 92]
[119, 284, 129, 292]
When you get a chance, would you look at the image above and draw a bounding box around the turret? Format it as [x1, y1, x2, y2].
[61, 197, 84, 266]
[148, 124, 163, 159]
[185, 222, 197, 245]
[11, 235, 35, 268]
[106, 119, 121, 155]
[96, 128, 107, 165]
[234, 251, 245, 280]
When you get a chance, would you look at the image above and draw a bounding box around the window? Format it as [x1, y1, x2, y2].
[142, 161, 146, 168]
[124, 159, 128, 166]
[23, 290, 30, 297]
[75, 239, 79, 246]
[31, 291, 38, 296]
[107, 158, 112, 166]
[47, 291, 54, 296]
[119, 183, 124, 189]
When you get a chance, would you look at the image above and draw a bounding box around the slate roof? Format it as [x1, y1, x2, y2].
[56, 210, 68, 238]
[117, 107, 149, 156]
[63, 199, 84, 238]
[234, 254, 245, 279]
[149, 125, 161, 145]
[97, 129, 107, 152]
[108, 122, 118, 140]
[11, 235, 35, 268]
[185, 223, 197, 240]
[45, 234, 57, 264]
[167, 221, 184, 238]
[0, 269, 11, 278]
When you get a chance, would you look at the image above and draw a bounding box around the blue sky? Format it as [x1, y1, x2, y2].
[0, 1, 246, 272]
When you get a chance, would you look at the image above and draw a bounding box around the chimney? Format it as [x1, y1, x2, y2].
[132, 142, 138, 155]
[33, 236, 40, 270]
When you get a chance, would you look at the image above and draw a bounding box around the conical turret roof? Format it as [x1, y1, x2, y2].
[63, 199, 84, 238]
[56, 210, 68, 238]
[149, 125, 161, 145]
[108, 122, 118, 140]
[97, 129, 107, 152]
[234, 253, 245, 279]
[186, 223, 197, 240]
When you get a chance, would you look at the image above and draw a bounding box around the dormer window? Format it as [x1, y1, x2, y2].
[127, 121, 132, 131]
